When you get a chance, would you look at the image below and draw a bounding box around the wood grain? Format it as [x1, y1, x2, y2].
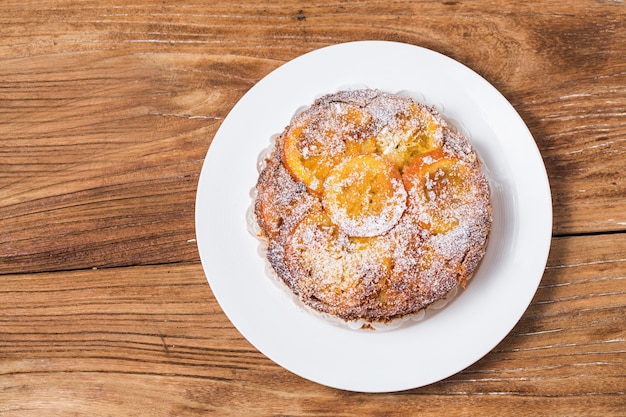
[1, 0, 625, 274]
[1, 0, 625, 415]
[1, 235, 624, 415]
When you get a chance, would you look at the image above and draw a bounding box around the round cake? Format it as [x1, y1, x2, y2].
[254, 89, 491, 323]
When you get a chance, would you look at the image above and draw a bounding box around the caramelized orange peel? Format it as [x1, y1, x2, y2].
[403, 149, 482, 234]
[323, 154, 407, 237]
[282, 103, 377, 195]
[374, 103, 444, 171]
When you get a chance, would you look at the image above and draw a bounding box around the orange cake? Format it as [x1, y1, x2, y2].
[254, 89, 491, 323]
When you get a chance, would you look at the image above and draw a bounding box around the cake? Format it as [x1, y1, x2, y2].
[254, 89, 491, 324]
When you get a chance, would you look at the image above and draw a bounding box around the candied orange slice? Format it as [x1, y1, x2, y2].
[375, 103, 444, 171]
[282, 106, 376, 194]
[403, 150, 480, 234]
[282, 123, 339, 195]
[323, 154, 407, 237]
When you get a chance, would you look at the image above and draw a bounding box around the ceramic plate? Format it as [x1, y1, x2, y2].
[195, 41, 552, 392]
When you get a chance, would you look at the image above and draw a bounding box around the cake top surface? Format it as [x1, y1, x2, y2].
[255, 89, 492, 323]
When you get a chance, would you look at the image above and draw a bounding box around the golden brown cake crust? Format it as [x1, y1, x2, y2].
[255, 89, 492, 323]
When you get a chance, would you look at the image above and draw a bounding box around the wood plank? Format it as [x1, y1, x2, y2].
[1, 1, 624, 274]
[1, 234, 624, 415]
[1, 1, 624, 415]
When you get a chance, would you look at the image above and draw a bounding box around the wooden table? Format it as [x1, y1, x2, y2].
[1, 1, 624, 415]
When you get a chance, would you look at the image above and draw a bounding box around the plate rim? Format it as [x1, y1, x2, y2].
[195, 40, 552, 393]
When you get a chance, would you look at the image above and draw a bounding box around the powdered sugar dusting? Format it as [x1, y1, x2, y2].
[323, 155, 407, 237]
[253, 88, 492, 329]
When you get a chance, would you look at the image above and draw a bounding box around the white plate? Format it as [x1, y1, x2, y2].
[195, 41, 552, 392]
